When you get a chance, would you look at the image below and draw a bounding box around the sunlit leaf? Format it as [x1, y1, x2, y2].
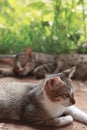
[28, 1, 46, 10]
[0, 24, 7, 29]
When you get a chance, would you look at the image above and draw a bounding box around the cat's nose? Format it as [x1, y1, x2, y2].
[19, 70, 24, 74]
[70, 93, 75, 105]
[72, 99, 75, 105]
[70, 97, 75, 105]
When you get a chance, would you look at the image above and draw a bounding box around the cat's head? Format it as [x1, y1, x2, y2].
[14, 48, 34, 76]
[43, 67, 76, 107]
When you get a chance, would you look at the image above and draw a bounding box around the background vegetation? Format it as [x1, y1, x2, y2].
[0, 0, 87, 54]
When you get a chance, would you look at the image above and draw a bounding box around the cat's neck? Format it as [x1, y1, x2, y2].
[41, 90, 66, 117]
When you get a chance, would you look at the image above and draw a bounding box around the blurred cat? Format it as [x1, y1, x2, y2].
[0, 48, 87, 80]
[0, 48, 57, 78]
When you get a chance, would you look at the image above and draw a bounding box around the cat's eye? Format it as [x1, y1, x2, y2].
[65, 95, 69, 98]
[63, 94, 69, 99]
[59, 76, 64, 81]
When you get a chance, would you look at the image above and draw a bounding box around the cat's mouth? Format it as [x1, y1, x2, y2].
[19, 70, 29, 76]
[18, 71, 25, 75]
[14, 69, 28, 76]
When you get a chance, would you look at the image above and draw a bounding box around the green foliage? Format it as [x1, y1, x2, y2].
[0, 0, 87, 54]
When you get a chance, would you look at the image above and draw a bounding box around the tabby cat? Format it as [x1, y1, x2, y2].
[55, 53, 87, 80]
[0, 48, 57, 78]
[0, 67, 87, 127]
[0, 48, 87, 80]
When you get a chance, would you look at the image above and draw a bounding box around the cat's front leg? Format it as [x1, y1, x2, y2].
[54, 60, 64, 73]
[64, 106, 87, 125]
[0, 69, 15, 77]
[33, 65, 47, 79]
[43, 115, 73, 127]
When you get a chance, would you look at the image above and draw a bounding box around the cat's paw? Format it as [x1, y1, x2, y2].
[65, 115, 73, 123]
[0, 70, 7, 77]
[58, 115, 73, 126]
[0, 70, 4, 77]
[0, 70, 13, 77]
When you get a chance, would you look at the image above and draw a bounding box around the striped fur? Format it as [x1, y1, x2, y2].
[0, 68, 87, 126]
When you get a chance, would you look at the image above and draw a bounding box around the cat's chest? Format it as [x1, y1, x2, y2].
[42, 91, 65, 117]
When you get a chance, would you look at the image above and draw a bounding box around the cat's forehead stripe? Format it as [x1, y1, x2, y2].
[17, 62, 23, 70]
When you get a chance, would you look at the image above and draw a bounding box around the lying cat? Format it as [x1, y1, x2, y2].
[0, 67, 87, 127]
[0, 48, 87, 80]
[0, 48, 57, 78]
[55, 53, 87, 80]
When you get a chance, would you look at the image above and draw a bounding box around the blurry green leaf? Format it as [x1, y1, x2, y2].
[28, 1, 46, 9]
[0, 24, 7, 29]
[77, 0, 84, 4]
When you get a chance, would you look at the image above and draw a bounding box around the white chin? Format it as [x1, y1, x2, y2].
[62, 103, 70, 107]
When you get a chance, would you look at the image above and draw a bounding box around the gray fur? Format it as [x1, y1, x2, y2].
[0, 82, 50, 125]
[0, 70, 87, 127]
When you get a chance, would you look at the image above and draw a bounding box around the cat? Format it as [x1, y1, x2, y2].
[0, 48, 87, 80]
[0, 67, 87, 127]
[0, 48, 57, 78]
[55, 53, 87, 80]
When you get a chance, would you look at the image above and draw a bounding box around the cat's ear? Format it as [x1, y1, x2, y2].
[62, 66, 76, 78]
[25, 48, 32, 57]
[45, 76, 62, 90]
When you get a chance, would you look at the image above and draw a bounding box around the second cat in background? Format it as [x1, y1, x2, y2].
[0, 48, 57, 78]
